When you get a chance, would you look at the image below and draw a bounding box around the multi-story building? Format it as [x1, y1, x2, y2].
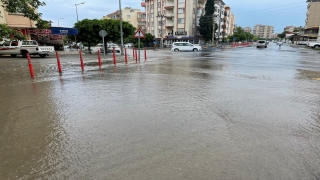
[141, 0, 234, 46]
[0, 1, 36, 39]
[253, 24, 274, 39]
[243, 27, 252, 33]
[102, 7, 146, 32]
[304, 0, 320, 40]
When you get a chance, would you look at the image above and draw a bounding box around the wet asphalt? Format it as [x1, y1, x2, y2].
[0, 43, 320, 179]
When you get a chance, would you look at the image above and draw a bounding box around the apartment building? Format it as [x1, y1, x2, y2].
[253, 24, 274, 39]
[243, 27, 252, 33]
[142, 0, 234, 46]
[283, 26, 301, 32]
[0, 1, 36, 39]
[102, 7, 146, 31]
[304, 0, 320, 40]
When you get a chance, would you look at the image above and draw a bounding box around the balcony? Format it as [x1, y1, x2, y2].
[164, 3, 174, 9]
[165, 23, 174, 28]
[165, 14, 174, 18]
[137, 18, 146, 22]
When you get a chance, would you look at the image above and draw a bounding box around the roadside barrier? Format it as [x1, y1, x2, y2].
[98, 49, 102, 67]
[26, 53, 35, 78]
[144, 47, 147, 61]
[56, 52, 62, 74]
[125, 48, 128, 64]
[24, 48, 148, 79]
[112, 47, 117, 65]
[135, 48, 138, 62]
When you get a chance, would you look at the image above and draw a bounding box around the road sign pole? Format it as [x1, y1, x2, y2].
[138, 37, 140, 62]
[102, 36, 105, 58]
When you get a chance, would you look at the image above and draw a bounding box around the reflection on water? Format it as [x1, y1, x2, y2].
[1, 45, 320, 179]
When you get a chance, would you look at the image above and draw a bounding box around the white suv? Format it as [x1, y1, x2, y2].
[256, 40, 267, 48]
[171, 42, 202, 52]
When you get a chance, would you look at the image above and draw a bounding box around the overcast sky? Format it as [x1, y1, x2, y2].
[38, 0, 308, 33]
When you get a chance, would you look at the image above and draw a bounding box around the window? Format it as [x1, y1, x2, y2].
[3, 41, 10, 46]
[178, 0, 185, 3]
[127, 15, 131, 19]
[178, 28, 184, 32]
[158, 2, 161, 7]
[178, 8, 184, 14]
[178, 18, 185, 24]
[11, 41, 18, 46]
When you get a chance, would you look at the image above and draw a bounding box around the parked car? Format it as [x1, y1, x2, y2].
[307, 42, 320, 48]
[256, 40, 267, 48]
[96, 43, 121, 53]
[124, 43, 134, 48]
[171, 42, 202, 52]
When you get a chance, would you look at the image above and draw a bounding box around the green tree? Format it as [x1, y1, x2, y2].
[74, 19, 136, 53]
[278, 31, 287, 39]
[199, 0, 216, 43]
[0, 0, 46, 39]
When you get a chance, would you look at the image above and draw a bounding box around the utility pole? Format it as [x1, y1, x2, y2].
[157, 14, 165, 49]
[119, 0, 124, 55]
[212, 16, 215, 46]
[218, 0, 222, 46]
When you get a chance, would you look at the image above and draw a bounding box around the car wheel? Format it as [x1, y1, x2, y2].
[21, 51, 28, 58]
[193, 48, 198, 52]
[315, 45, 320, 48]
[10, 54, 17, 57]
[174, 48, 179, 52]
[265, 46, 267, 48]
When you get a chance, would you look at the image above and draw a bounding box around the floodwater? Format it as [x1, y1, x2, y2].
[1, 44, 320, 179]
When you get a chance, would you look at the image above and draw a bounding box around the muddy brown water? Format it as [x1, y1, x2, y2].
[1, 44, 320, 179]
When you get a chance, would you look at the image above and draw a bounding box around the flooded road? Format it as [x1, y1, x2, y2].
[1, 43, 320, 179]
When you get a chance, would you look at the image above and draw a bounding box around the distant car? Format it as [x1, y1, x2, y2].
[96, 43, 121, 53]
[256, 40, 267, 48]
[171, 42, 202, 52]
[124, 43, 134, 48]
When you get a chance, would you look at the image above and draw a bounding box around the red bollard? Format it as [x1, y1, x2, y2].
[133, 48, 135, 59]
[56, 51, 62, 73]
[79, 50, 84, 71]
[125, 48, 128, 64]
[112, 47, 117, 65]
[135, 48, 138, 62]
[27, 53, 35, 78]
[144, 47, 147, 61]
[98, 49, 102, 67]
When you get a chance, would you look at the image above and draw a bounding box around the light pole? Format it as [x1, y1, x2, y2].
[75, 2, 84, 51]
[58, 18, 64, 27]
[157, 14, 165, 49]
[119, 0, 124, 55]
[75, 2, 85, 22]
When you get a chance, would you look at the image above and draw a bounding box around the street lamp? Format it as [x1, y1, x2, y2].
[119, 0, 124, 55]
[58, 18, 64, 27]
[75, 2, 85, 22]
[156, 14, 166, 49]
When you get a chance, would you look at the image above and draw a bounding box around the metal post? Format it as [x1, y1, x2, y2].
[212, 16, 215, 46]
[75, 2, 85, 51]
[157, 14, 165, 49]
[119, 0, 124, 55]
[218, 1, 222, 46]
[138, 37, 140, 62]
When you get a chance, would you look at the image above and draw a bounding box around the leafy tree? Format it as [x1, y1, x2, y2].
[199, 0, 216, 43]
[73, 18, 136, 54]
[227, 27, 257, 42]
[0, 0, 46, 39]
[0, 24, 26, 40]
[278, 31, 287, 39]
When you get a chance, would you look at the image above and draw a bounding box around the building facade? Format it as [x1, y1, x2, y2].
[0, 2, 36, 39]
[305, 0, 320, 40]
[102, 7, 146, 31]
[253, 24, 274, 39]
[141, 0, 234, 46]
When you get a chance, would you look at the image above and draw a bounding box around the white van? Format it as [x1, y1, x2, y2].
[171, 42, 202, 52]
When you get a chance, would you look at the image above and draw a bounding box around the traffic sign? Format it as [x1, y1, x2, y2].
[99, 30, 107, 37]
[133, 28, 145, 38]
